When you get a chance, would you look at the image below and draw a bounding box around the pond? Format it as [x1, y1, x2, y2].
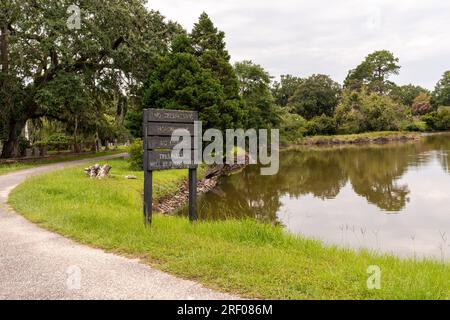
[181, 133, 450, 260]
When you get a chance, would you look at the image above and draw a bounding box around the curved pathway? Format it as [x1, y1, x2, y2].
[0, 155, 236, 300]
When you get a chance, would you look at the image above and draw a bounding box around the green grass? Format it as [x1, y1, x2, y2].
[8, 158, 449, 300]
[0, 148, 126, 176]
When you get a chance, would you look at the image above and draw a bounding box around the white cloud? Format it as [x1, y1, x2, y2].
[148, 0, 450, 89]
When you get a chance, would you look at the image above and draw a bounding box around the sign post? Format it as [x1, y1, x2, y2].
[143, 109, 199, 225]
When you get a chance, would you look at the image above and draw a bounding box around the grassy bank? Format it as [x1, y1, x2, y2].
[0, 148, 126, 176]
[293, 131, 421, 147]
[9, 158, 449, 300]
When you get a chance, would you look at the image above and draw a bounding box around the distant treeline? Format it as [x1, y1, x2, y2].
[1, 2, 449, 158]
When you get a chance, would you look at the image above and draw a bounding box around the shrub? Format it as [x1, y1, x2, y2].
[306, 114, 337, 136]
[334, 90, 367, 134]
[41, 133, 72, 151]
[279, 112, 308, 145]
[403, 120, 427, 132]
[127, 139, 144, 170]
[335, 89, 411, 134]
[412, 93, 433, 115]
[422, 109, 450, 131]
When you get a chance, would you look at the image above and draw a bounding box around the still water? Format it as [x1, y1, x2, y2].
[182, 133, 450, 260]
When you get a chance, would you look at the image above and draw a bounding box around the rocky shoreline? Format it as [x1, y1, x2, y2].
[154, 161, 248, 214]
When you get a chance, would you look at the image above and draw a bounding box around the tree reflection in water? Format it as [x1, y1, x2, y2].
[179, 134, 450, 223]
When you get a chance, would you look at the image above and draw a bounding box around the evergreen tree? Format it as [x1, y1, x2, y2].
[345, 50, 400, 95]
[432, 71, 450, 107]
[190, 12, 229, 59]
[143, 35, 245, 130]
[190, 13, 242, 101]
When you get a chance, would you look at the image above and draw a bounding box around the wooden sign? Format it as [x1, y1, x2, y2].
[147, 123, 195, 137]
[143, 109, 199, 226]
[147, 136, 195, 150]
[148, 150, 196, 171]
[146, 109, 198, 123]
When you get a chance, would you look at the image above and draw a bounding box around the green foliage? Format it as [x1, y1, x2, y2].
[142, 19, 247, 131]
[0, 73, 26, 143]
[288, 74, 341, 120]
[190, 12, 229, 59]
[306, 115, 337, 136]
[1, 0, 178, 158]
[272, 75, 304, 107]
[234, 60, 280, 129]
[403, 121, 428, 132]
[144, 50, 243, 130]
[390, 84, 429, 107]
[40, 133, 72, 151]
[190, 13, 243, 116]
[431, 71, 450, 108]
[279, 112, 308, 145]
[125, 110, 144, 139]
[18, 136, 31, 156]
[127, 139, 144, 170]
[422, 109, 450, 131]
[335, 89, 410, 134]
[345, 50, 400, 94]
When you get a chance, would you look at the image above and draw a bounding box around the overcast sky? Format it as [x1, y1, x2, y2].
[148, 0, 450, 89]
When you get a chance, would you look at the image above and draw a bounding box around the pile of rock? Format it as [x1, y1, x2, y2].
[84, 164, 112, 179]
[154, 156, 250, 214]
[154, 177, 219, 214]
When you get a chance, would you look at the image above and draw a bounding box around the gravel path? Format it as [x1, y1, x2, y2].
[0, 155, 236, 300]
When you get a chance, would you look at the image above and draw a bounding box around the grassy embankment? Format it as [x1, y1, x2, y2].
[9, 157, 449, 300]
[0, 148, 126, 176]
[295, 131, 421, 146]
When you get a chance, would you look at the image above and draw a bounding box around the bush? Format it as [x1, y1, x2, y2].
[422, 109, 450, 131]
[279, 112, 308, 145]
[412, 93, 433, 115]
[335, 89, 411, 134]
[403, 120, 427, 132]
[306, 114, 337, 136]
[127, 139, 144, 170]
[41, 133, 72, 151]
[334, 90, 367, 134]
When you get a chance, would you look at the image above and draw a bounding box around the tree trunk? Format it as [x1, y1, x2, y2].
[94, 130, 100, 153]
[104, 141, 110, 151]
[0, 23, 19, 159]
[72, 116, 81, 153]
[73, 115, 78, 146]
[1, 25, 10, 74]
[1, 118, 25, 159]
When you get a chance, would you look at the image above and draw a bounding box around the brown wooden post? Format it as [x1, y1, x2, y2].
[189, 168, 198, 222]
[143, 110, 152, 225]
